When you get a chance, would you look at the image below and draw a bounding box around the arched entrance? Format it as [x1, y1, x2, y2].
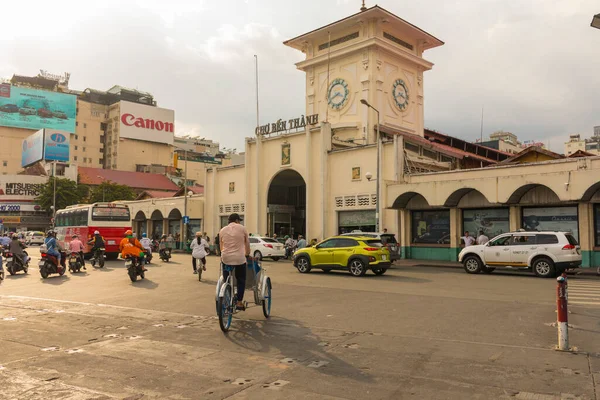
[150, 210, 164, 239]
[267, 169, 306, 238]
[167, 208, 182, 249]
[133, 211, 147, 236]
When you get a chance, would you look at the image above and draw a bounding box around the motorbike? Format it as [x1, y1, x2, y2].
[4, 248, 29, 275]
[143, 249, 152, 264]
[151, 240, 159, 253]
[125, 256, 145, 282]
[90, 247, 106, 268]
[39, 247, 67, 279]
[159, 248, 171, 262]
[68, 252, 83, 273]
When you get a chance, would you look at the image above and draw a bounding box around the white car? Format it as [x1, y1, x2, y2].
[25, 231, 45, 246]
[458, 231, 581, 278]
[249, 237, 285, 261]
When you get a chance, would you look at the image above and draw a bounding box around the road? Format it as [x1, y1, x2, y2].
[0, 251, 599, 399]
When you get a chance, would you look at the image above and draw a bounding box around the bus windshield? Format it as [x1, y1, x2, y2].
[91, 205, 130, 221]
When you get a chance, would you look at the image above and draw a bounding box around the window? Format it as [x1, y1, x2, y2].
[83, 157, 87, 162]
[462, 209, 509, 239]
[364, 239, 383, 248]
[317, 239, 338, 249]
[411, 210, 450, 245]
[318, 31, 359, 50]
[441, 155, 453, 163]
[422, 148, 437, 160]
[488, 235, 511, 246]
[83, 136, 87, 141]
[383, 32, 414, 50]
[2, 161, 6, 167]
[405, 142, 419, 154]
[83, 123, 87, 128]
[566, 234, 579, 246]
[522, 206, 578, 241]
[536, 234, 559, 245]
[91, 205, 130, 221]
[75, 122, 78, 126]
[511, 235, 534, 245]
[74, 156, 78, 161]
[74, 145, 78, 150]
[83, 147, 86, 152]
[100, 123, 107, 131]
[75, 135, 78, 140]
[262, 238, 279, 243]
[333, 238, 358, 248]
[249, 237, 259, 244]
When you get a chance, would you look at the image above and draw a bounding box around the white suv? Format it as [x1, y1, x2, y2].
[458, 231, 581, 278]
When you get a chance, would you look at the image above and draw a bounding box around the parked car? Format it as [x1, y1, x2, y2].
[341, 231, 401, 260]
[19, 106, 36, 115]
[293, 235, 391, 276]
[250, 237, 285, 261]
[458, 231, 581, 278]
[0, 104, 19, 113]
[37, 108, 53, 118]
[25, 231, 45, 246]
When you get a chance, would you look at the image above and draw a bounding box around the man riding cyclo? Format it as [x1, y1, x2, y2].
[219, 213, 252, 311]
[119, 230, 146, 270]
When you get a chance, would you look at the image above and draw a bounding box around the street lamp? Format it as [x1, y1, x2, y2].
[591, 14, 600, 29]
[360, 99, 381, 232]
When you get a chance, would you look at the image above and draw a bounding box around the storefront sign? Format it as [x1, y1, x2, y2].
[2, 183, 43, 197]
[255, 114, 319, 136]
[0, 204, 41, 212]
[0, 216, 21, 224]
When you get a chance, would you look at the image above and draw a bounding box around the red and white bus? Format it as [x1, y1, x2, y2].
[54, 203, 131, 258]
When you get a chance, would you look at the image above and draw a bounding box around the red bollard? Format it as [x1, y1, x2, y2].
[556, 275, 568, 351]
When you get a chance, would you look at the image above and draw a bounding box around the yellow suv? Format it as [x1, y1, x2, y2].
[293, 236, 391, 276]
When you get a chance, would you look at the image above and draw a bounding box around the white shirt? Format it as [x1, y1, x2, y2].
[462, 236, 476, 246]
[140, 237, 152, 250]
[476, 234, 489, 245]
[191, 237, 209, 259]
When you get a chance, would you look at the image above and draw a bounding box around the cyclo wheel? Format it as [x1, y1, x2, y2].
[262, 278, 272, 318]
[218, 284, 233, 332]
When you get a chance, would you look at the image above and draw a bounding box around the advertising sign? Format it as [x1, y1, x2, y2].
[21, 129, 45, 167]
[522, 206, 579, 241]
[412, 210, 451, 244]
[119, 101, 174, 145]
[43, 129, 70, 162]
[0, 84, 76, 133]
[0, 176, 47, 202]
[463, 208, 509, 240]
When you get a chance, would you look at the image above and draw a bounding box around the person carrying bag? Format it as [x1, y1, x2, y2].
[190, 231, 209, 280]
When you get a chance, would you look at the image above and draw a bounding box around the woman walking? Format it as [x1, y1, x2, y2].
[190, 231, 209, 280]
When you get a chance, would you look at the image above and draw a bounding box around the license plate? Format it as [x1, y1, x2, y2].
[38, 260, 45, 267]
[382, 255, 387, 261]
[6, 258, 12, 262]
[70, 257, 77, 262]
[108, 241, 116, 245]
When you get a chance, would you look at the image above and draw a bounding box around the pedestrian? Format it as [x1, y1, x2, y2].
[310, 238, 318, 247]
[273, 234, 278, 241]
[383, 228, 388, 233]
[214, 232, 220, 256]
[476, 230, 489, 245]
[219, 213, 250, 310]
[284, 235, 294, 259]
[190, 231, 209, 279]
[166, 234, 175, 251]
[175, 232, 181, 249]
[462, 231, 475, 247]
[297, 235, 307, 249]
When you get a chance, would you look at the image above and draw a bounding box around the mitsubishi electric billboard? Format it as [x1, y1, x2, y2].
[0, 84, 76, 133]
[21, 129, 70, 167]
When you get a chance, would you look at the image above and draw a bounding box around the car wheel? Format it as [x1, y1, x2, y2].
[271, 257, 280, 262]
[463, 255, 482, 274]
[372, 267, 387, 276]
[481, 265, 495, 274]
[296, 256, 311, 273]
[533, 257, 556, 278]
[348, 259, 367, 277]
[254, 251, 262, 261]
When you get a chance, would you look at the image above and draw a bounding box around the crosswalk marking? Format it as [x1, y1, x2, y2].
[567, 279, 600, 307]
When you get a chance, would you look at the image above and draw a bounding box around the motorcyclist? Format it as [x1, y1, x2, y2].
[69, 234, 86, 270]
[158, 234, 169, 258]
[119, 230, 146, 270]
[0, 233, 11, 248]
[140, 233, 152, 262]
[44, 230, 62, 269]
[88, 230, 105, 253]
[9, 233, 28, 266]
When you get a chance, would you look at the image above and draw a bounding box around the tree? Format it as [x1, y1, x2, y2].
[36, 177, 86, 212]
[89, 181, 136, 203]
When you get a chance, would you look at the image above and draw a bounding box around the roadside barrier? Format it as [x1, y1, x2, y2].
[556, 274, 569, 351]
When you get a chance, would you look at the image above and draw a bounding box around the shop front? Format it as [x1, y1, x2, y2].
[337, 210, 376, 234]
[522, 206, 579, 241]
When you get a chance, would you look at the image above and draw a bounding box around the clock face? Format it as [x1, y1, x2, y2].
[327, 78, 349, 110]
[392, 79, 409, 111]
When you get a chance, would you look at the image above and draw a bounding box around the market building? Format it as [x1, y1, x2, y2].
[197, 4, 600, 268]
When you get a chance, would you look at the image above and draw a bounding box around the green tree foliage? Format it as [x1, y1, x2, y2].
[89, 181, 136, 203]
[36, 177, 86, 212]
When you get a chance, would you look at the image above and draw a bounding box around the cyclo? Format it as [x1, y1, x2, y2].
[215, 257, 272, 332]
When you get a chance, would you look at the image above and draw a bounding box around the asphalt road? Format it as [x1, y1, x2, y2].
[0, 251, 599, 399]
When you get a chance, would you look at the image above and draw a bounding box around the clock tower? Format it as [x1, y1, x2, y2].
[284, 5, 443, 144]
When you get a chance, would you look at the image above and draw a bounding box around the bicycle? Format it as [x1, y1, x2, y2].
[215, 257, 272, 332]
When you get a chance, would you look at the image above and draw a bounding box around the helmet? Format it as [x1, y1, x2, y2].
[72, 234, 78, 238]
[94, 230, 100, 235]
[142, 233, 147, 238]
[162, 234, 167, 238]
[46, 230, 55, 237]
[125, 230, 133, 236]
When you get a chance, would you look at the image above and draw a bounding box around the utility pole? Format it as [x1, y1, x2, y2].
[183, 149, 189, 246]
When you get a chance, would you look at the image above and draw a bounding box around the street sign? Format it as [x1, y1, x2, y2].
[183, 216, 190, 224]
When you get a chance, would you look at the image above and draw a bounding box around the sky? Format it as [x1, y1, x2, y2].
[1, 0, 599, 153]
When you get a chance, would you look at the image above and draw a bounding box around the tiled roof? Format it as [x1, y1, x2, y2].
[78, 167, 179, 191]
[136, 190, 178, 200]
[175, 185, 204, 196]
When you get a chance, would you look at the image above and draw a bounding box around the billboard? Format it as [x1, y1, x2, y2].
[21, 129, 70, 167]
[0, 84, 76, 133]
[522, 206, 579, 241]
[119, 101, 174, 145]
[462, 208, 509, 239]
[21, 129, 45, 167]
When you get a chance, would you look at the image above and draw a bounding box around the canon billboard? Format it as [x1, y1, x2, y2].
[119, 101, 174, 145]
